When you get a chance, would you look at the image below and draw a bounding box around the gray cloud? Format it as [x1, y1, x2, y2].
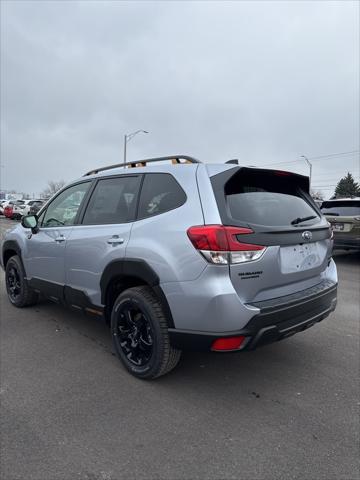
[1, 0, 359, 198]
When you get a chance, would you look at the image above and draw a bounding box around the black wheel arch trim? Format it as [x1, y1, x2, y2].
[100, 258, 174, 328]
[2, 240, 22, 268]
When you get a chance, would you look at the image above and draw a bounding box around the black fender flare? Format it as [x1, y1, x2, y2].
[100, 258, 174, 328]
[2, 240, 22, 267]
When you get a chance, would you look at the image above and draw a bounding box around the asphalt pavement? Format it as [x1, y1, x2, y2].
[0, 217, 359, 480]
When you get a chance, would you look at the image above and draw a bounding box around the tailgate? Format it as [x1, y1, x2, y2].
[210, 166, 332, 303]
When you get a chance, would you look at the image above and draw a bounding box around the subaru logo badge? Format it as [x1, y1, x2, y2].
[302, 231, 312, 241]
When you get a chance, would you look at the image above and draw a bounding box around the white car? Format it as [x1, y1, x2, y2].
[9, 200, 26, 219]
[0, 201, 6, 215]
[20, 199, 43, 217]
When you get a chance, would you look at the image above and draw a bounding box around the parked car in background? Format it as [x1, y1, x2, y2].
[1, 200, 17, 216]
[11, 200, 27, 220]
[3, 200, 25, 220]
[21, 199, 44, 217]
[321, 198, 360, 250]
[4, 203, 14, 219]
[29, 200, 45, 215]
[0, 200, 7, 215]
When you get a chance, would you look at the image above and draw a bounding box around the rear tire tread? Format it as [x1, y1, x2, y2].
[112, 286, 181, 379]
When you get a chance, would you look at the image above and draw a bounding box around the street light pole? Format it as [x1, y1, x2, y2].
[123, 130, 148, 166]
[301, 155, 312, 189]
[123, 134, 127, 165]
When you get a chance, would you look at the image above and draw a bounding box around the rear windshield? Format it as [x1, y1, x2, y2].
[321, 201, 360, 217]
[224, 171, 319, 227]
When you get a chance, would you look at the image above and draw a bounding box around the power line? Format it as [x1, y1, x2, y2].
[312, 184, 338, 187]
[312, 174, 360, 180]
[308, 150, 359, 161]
[257, 150, 359, 168]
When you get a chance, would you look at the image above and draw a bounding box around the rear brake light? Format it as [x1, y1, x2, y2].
[211, 336, 246, 351]
[187, 225, 266, 264]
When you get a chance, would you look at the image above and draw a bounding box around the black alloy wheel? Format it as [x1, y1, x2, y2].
[114, 301, 154, 367]
[5, 255, 38, 308]
[6, 264, 22, 303]
[111, 286, 181, 379]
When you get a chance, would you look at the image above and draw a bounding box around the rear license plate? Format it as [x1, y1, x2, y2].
[280, 242, 324, 274]
[333, 223, 344, 231]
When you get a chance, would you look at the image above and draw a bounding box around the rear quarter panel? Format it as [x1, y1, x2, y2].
[126, 167, 206, 283]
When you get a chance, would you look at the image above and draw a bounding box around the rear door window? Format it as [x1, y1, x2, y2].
[321, 201, 360, 216]
[218, 169, 320, 227]
[82, 176, 141, 225]
[138, 173, 186, 219]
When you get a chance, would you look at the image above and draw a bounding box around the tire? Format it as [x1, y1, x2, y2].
[5, 255, 38, 307]
[111, 286, 181, 379]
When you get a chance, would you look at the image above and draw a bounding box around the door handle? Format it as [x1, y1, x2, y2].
[55, 235, 66, 243]
[107, 235, 124, 245]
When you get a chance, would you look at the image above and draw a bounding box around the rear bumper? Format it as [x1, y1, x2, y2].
[333, 237, 360, 250]
[169, 279, 338, 351]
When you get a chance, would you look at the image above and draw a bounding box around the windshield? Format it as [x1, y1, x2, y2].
[321, 201, 360, 217]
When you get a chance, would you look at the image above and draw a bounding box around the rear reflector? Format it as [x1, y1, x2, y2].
[211, 336, 246, 351]
[187, 225, 266, 264]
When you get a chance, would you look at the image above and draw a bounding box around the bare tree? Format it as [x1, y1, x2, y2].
[41, 180, 66, 198]
[310, 189, 324, 201]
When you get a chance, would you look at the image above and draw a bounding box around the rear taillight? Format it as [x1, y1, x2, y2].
[187, 225, 266, 264]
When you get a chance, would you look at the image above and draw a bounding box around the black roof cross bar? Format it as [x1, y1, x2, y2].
[84, 155, 201, 176]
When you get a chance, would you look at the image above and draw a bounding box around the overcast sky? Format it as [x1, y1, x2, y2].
[1, 0, 359, 199]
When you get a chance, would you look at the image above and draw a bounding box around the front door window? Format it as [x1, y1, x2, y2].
[42, 182, 91, 228]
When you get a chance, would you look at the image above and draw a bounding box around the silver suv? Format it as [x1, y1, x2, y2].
[1, 156, 338, 379]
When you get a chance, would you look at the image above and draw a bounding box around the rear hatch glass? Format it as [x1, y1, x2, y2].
[225, 170, 319, 227]
[321, 201, 360, 217]
[321, 200, 360, 233]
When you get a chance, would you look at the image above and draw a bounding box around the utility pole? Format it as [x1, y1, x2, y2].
[123, 134, 127, 165]
[301, 155, 312, 189]
[123, 130, 148, 166]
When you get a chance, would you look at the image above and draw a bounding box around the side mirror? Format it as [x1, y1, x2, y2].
[21, 215, 39, 233]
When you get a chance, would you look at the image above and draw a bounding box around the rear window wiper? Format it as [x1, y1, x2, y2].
[291, 215, 317, 225]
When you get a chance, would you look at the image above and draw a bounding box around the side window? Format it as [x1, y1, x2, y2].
[138, 173, 186, 219]
[82, 176, 141, 225]
[42, 182, 91, 228]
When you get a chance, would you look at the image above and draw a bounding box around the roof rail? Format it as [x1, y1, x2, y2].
[84, 155, 201, 176]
